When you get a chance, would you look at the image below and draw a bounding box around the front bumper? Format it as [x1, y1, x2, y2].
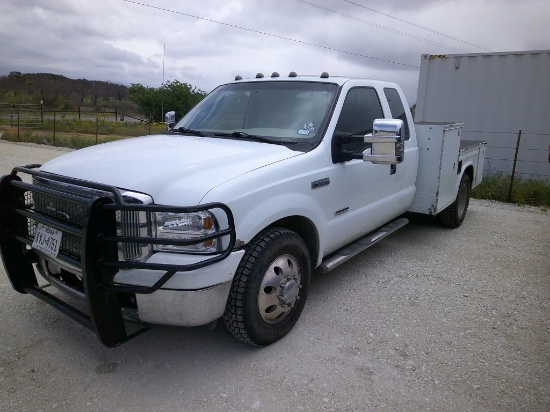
[116, 249, 245, 326]
[0, 166, 237, 347]
[136, 280, 233, 327]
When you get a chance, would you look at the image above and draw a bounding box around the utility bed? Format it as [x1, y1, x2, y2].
[408, 122, 486, 216]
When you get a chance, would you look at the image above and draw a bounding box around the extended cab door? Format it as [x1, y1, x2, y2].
[323, 83, 417, 254]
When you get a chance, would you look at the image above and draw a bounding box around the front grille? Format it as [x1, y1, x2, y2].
[31, 191, 87, 226]
[21, 190, 85, 260]
[21, 178, 151, 264]
[116, 193, 153, 262]
[120, 210, 144, 260]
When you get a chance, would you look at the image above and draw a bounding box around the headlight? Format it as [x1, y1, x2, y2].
[154, 211, 218, 253]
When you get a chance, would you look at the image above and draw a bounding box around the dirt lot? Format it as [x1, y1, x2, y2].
[0, 140, 549, 411]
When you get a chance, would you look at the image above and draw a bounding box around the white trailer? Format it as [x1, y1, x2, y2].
[415, 50, 550, 182]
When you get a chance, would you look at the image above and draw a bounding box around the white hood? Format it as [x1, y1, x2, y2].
[41, 134, 301, 204]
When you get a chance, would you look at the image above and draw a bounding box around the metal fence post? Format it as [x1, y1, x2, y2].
[507, 129, 522, 202]
[53, 111, 56, 146]
[95, 113, 99, 145]
[17, 109, 20, 142]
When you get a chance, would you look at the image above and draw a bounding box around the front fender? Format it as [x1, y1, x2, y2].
[200, 143, 332, 267]
[232, 191, 326, 266]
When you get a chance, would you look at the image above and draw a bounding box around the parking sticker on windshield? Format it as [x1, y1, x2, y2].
[297, 122, 315, 136]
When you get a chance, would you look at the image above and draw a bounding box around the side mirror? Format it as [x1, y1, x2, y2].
[363, 119, 404, 165]
[165, 111, 176, 130]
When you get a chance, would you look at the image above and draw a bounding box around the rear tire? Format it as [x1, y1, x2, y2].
[439, 173, 471, 228]
[223, 227, 311, 346]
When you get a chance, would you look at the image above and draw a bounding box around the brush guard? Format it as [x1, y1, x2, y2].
[0, 165, 236, 347]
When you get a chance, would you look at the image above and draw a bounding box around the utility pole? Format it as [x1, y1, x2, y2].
[161, 44, 165, 121]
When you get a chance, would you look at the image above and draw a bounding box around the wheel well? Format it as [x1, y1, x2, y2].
[269, 216, 319, 266]
[464, 165, 474, 186]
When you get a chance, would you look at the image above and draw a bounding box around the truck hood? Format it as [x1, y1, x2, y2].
[41, 134, 301, 204]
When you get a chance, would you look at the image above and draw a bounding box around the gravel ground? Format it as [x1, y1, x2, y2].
[0, 140, 549, 411]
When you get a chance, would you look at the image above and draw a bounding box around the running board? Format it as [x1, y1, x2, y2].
[317, 217, 408, 274]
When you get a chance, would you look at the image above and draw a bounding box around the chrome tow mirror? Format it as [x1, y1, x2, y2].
[165, 111, 176, 130]
[363, 119, 404, 165]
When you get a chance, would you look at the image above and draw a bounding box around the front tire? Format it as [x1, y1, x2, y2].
[223, 228, 311, 346]
[439, 173, 471, 228]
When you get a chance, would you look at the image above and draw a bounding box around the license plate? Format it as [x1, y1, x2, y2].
[32, 223, 62, 258]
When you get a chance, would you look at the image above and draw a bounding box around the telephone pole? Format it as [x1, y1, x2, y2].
[161, 44, 165, 120]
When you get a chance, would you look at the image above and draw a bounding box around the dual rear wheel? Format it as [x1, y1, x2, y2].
[439, 173, 471, 228]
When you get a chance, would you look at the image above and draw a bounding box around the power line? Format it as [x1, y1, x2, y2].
[295, 0, 468, 53]
[121, 0, 419, 68]
[342, 0, 492, 51]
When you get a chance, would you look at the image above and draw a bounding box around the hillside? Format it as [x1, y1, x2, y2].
[0, 71, 138, 113]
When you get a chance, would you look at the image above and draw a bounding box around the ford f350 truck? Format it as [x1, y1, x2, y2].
[0, 72, 486, 347]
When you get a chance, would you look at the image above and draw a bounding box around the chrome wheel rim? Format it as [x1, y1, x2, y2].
[258, 254, 302, 324]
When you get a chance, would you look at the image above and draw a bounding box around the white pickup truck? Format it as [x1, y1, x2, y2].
[0, 72, 486, 347]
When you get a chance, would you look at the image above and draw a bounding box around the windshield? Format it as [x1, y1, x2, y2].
[174, 81, 338, 150]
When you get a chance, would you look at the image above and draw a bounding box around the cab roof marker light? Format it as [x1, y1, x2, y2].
[288, 71, 297, 77]
[234, 75, 242, 81]
[256, 73, 264, 78]
[321, 72, 329, 78]
[271, 72, 280, 78]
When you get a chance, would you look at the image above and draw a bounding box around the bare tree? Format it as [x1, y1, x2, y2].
[114, 84, 128, 102]
[73, 79, 91, 105]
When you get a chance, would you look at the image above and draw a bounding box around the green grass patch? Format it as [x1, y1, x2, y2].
[0, 129, 121, 149]
[0, 119, 166, 149]
[40, 118, 166, 136]
[473, 173, 550, 208]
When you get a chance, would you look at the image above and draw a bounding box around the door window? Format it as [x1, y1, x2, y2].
[383, 87, 410, 141]
[335, 87, 384, 153]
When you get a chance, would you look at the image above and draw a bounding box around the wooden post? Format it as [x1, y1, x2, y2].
[95, 113, 99, 145]
[17, 109, 20, 142]
[148, 116, 151, 135]
[115, 108, 118, 122]
[78, 105, 81, 120]
[507, 130, 522, 202]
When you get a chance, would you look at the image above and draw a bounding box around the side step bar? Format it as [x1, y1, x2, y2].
[317, 217, 408, 274]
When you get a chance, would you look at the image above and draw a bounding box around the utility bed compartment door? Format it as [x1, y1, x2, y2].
[408, 122, 463, 215]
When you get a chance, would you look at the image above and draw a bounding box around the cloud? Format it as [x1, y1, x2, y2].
[1, 0, 549, 104]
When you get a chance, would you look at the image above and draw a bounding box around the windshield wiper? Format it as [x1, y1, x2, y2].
[214, 131, 296, 145]
[172, 127, 205, 137]
[231, 131, 271, 143]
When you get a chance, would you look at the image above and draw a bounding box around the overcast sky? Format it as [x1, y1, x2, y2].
[1, 0, 549, 104]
